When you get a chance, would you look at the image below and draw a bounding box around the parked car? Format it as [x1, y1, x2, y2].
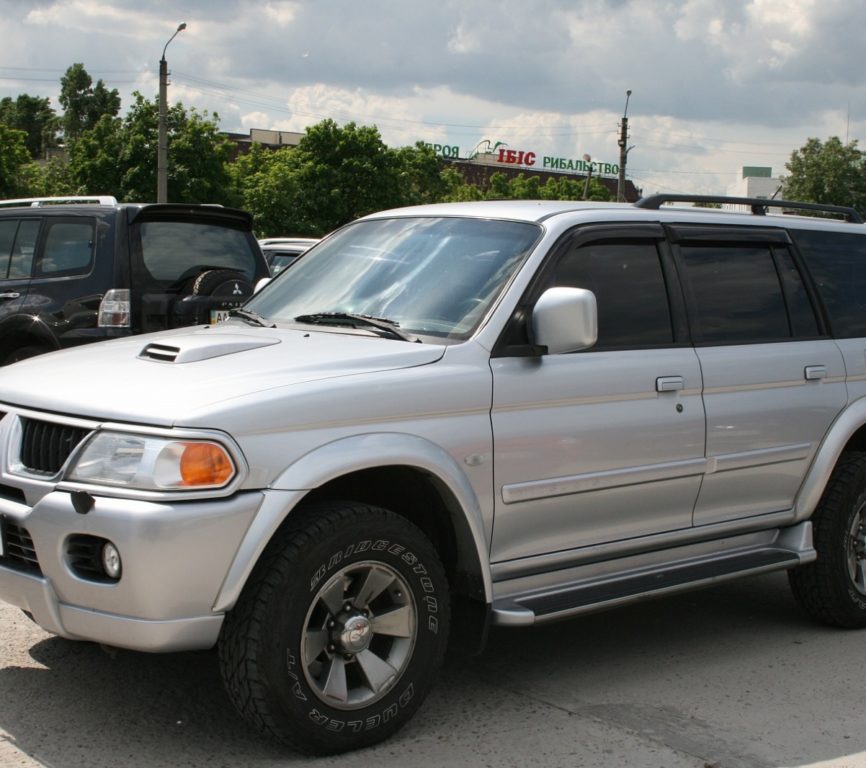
[3, 194, 866, 755]
[0, 196, 269, 364]
[258, 237, 319, 275]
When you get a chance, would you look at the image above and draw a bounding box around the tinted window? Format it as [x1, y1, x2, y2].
[0, 220, 16, 278]
[776, 248, 820, 337]
[551, 240, 673, 348]
[37, 221, 94, 276]
[140, 221, 258, 281]
[792, 229, 866, 337]
[4, 220, 39, 280]
[679, 244, 790, 343]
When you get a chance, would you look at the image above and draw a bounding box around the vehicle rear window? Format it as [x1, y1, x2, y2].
[791, 229, 866, 338]
[139, 221, 258, 282]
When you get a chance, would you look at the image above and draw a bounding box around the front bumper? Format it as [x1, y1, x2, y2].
[0, 488, 264, 651]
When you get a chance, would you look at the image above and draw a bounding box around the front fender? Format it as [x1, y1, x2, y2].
[214, 432, 493, 611]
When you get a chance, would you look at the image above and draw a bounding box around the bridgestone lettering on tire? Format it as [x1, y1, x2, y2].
[218, 502, 450, 755]
[789, 451, 866, 628]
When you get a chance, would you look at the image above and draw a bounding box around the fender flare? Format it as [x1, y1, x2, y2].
[214, 432, 493, 611]
[0, 313, 60, 350]
[795, 396, 866, 520]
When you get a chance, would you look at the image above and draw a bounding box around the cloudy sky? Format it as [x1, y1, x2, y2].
[1, 0, 863, 196]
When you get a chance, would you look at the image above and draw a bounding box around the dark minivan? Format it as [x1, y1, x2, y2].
[0, 196, 269, 364]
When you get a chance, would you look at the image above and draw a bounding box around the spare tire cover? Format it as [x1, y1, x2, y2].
[192, 269, 254, 299]
[175, 269, 255, 326]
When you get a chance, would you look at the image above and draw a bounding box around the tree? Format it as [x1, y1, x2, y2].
[59, 63, 120, 141]
[0, 123, 32, 197]
[289, 119, 404, 233]
[0, 94, 58, 159]
[783, 137, 866, 217]
[67, 92, 233, 203]
[393, 142, 448, 205]
[235, 119, 427, 236]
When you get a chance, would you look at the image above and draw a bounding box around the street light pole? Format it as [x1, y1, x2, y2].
[617, 89, 632, 202]
[158, 22, 186, 204]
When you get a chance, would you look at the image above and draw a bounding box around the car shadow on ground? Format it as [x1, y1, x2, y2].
[1, 572, 865, 768]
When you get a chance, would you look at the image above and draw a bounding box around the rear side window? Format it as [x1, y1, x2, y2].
[678, 243, 818, 343]
[0, 219, 39, 279]
[36, 220, 94, 277]
[792, 229, 866, 338]
[550, 240, 674, 349]
[139, 221, 258, 282]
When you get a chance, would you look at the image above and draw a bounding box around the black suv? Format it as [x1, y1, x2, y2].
[0, 196, 269, 364]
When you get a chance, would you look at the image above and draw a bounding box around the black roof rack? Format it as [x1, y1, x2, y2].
[635, 194, 863, 224]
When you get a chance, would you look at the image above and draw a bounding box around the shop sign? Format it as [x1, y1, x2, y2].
[425, 139, 619, 176]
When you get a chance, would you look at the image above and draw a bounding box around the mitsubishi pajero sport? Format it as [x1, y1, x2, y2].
[0, 196, 268, 364]
[1, 194, 866, 754]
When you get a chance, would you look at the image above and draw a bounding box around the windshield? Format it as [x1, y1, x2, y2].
[245, 216, 541, 340]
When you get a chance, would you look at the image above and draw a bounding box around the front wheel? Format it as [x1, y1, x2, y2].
[789, 451, 866, 627]
[218, 502, 450, 755]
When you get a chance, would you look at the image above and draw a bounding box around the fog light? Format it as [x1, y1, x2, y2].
[101, 542, 122, 579]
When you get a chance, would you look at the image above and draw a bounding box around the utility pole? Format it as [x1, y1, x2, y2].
[617, 89, 632, 202]
[158, 22, 186, 204]
[582, 154, 594, 200]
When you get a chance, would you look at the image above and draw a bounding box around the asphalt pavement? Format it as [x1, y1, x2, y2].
[2, 571, 865, 768]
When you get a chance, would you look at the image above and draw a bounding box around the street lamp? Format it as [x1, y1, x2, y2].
[158, 22, 186, 203]
[617, 89, 632, 202]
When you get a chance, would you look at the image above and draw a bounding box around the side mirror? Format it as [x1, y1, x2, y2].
[531, 287, 598, 354]
[254, 277, 272, 293]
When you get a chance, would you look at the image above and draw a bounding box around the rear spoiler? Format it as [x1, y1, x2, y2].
[125, 204, 254, 229]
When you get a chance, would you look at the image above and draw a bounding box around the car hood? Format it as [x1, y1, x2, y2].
[0, 325, 446, 426]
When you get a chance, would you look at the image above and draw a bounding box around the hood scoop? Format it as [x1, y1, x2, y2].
[139, 334, 280, 363]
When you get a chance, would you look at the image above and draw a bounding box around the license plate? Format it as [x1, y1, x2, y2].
[210, 309, 231, 324]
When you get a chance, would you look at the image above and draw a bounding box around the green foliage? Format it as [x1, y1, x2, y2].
[235, 121, 452, 236]
[0, 94, 58, 159]
[0, 123, 32, 197]
[783, 137, 866, 217]
[59, 63, 120, 141]
[65, 92, 233, 203]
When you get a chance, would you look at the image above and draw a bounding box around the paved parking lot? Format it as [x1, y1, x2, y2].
[2, 571, 865, 768]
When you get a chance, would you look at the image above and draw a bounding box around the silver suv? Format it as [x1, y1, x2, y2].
[1, 194, 866, 755]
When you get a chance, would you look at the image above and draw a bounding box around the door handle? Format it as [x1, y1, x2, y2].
[656, 376, 684, 392]
[804, 365, 827, 381]
[0, 292, 20, 299]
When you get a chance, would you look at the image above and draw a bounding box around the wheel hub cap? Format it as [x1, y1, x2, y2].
[338, 614, 372, 653]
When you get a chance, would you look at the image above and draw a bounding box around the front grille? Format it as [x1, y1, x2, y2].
[1, 521, 41, 575]
[20, 418, 89, 475]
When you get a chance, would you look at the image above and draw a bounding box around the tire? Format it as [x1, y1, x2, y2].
[218, 502, 450, 755]
[789, 451, 866, 627]
[191, 269, 254, 300]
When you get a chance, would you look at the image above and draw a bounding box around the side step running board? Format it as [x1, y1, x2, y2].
[492, 546, 803, 627]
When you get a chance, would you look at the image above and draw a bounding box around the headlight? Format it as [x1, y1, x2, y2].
[67, 432, 236, 491]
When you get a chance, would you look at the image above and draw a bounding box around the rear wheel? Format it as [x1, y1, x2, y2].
[218, 502, 450, 755]
[789, 451, 866, 627]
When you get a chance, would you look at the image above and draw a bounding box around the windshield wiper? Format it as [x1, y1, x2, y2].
[227, 308, 276, 327]
[294, 312, 420, 342]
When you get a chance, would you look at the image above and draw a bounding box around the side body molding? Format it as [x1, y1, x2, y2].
[794, 396, 866, 521]
[214, 432, 492, 612]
